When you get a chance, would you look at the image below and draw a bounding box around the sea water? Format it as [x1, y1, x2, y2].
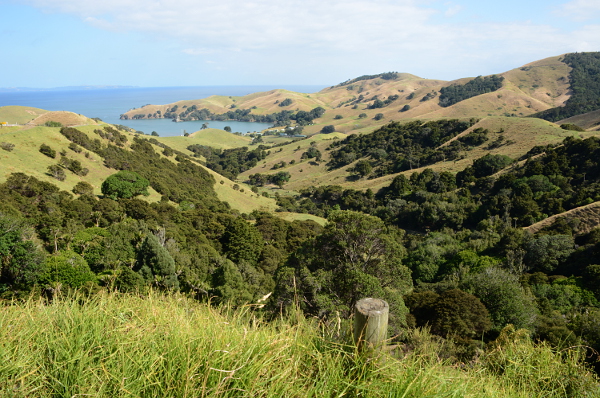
[0, 85, 324, 136]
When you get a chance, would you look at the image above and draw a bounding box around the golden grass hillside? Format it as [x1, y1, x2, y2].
[28, 111, 100, 127]
[239, 117, 600, 193]
[120, 55, 575, 138]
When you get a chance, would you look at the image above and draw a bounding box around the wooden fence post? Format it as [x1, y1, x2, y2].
[353, 298, 389, 353]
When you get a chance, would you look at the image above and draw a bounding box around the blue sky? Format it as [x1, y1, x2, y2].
[2, 0, 599, 88]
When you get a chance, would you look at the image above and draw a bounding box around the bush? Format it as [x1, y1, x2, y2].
[373, 113, 384, 121]
[44, 121, 63, 127]
[0, 142, 15, 152]
[320, 125, 335, 134]
[72, 181, 95, 195]
[41, 250, 96, 289]
[47, 165, 66, 181]
[101, 171, 150, 200]
[39, 144, 56, 158]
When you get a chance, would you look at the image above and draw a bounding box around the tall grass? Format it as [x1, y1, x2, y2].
[0, 292, 597, 397]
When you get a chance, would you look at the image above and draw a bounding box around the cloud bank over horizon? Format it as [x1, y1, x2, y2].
[3, 0, 600, 87]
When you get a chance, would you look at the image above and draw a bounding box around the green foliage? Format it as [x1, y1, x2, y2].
[463, 267, 538, 332]
[327, 119, 476, 175]
[0, 214, 46, 290]
[101, 171, 150, 200]
[72, 181, 94, 196]
[277, 211, 412, 329]
[41, 250, 96, 288]
[373, 113, 384, 120]
[336, 71, 399, 86]
[187, 144, 268, 180]
[532, 52, 600, 121]
[524, 234, 575, 273]
[0, 142, 15, 151]
[47, 164, 66, 181]
[136, 234, 179, 290]
[221, 218, 263, 265]
[439, 75, 504, 107]
[352, 160, 372, 177]
[39, 143, 57, 158]
[320, 125, 335, 134]
[278, 98, 293, 107]
[44, 121, 63, 127]
[483, 325, 598, 397]
[271, 171, 291, 188]
[4, 294, 595, 398]
[407, 289, 491, 339]
[301, 146, 322, 161]
[560, 123, 586, 132]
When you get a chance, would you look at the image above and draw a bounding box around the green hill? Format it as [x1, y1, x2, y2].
[0, 105, 49, 124]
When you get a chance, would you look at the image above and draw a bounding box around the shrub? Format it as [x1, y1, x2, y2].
[0, 142, 15, 151]
[101, 171, 150, 200]
[39, 144, 56, 158]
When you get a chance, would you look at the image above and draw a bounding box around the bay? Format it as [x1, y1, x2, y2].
[0, 85, 325, 136]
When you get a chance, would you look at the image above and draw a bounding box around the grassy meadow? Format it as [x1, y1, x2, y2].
[0, 292, 597, 398]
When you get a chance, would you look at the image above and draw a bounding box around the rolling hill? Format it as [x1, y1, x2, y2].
[120, 53, 600, 137]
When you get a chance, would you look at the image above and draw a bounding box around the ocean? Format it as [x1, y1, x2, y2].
[0, 85, 325, 136]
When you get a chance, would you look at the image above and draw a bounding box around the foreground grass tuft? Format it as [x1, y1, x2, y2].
[0, 292, 597, 397]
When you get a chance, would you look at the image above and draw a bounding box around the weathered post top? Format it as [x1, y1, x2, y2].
[353, 298, 389, 353]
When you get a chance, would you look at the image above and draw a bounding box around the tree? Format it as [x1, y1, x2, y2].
[101, 171, 150, 200]
[0, 214, 46, 290]
[221, 218, 264, 265]
[41, 250, 96, 289]
[270, 171, 291, 188]
[276, 211, 412, 328]
[373, 113, 384, 121]
[72, 181, 94, 196]
[406, 289, 491, 339]
[524, 234, 574, 273]
[151, 131, 159, 137]
[463, 267, 538, 332]
[47, 165, 66, 181]
[353, 160, 372, 178]
[320, 125, 335, 134]
[39, 144, 57, 158]
[136, 234, 179, 290]
[224, 126, 232, 133]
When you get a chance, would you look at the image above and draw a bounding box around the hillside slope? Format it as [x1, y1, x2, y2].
[120, 54, 592, 137]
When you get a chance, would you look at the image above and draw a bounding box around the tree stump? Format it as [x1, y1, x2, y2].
[353, 298, 389, 353]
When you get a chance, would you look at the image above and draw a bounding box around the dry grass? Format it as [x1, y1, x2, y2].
[120, 56, 573, 144]
[525, 201, 600, 235]
[28, 111, 99, 127]
[0, 105, 49, 124]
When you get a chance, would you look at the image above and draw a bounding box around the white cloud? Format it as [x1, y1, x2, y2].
[444, 2, 462, 17]
[18, 0, 600, 81]
[558, 0, 600, 21]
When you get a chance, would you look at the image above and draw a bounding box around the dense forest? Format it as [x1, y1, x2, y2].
[438, 75, 504, 107]
[532, 52, 600, 121]
[3, 118, 600, 379]
[326, 119, 486, 177]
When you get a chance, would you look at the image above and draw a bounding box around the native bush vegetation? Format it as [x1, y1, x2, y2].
[439, 75, 504, 107]
[4, 121, 600, 388]
[532, 52, 600, 121]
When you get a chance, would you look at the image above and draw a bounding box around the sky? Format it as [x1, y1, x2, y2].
[2, 0, 600, 88]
